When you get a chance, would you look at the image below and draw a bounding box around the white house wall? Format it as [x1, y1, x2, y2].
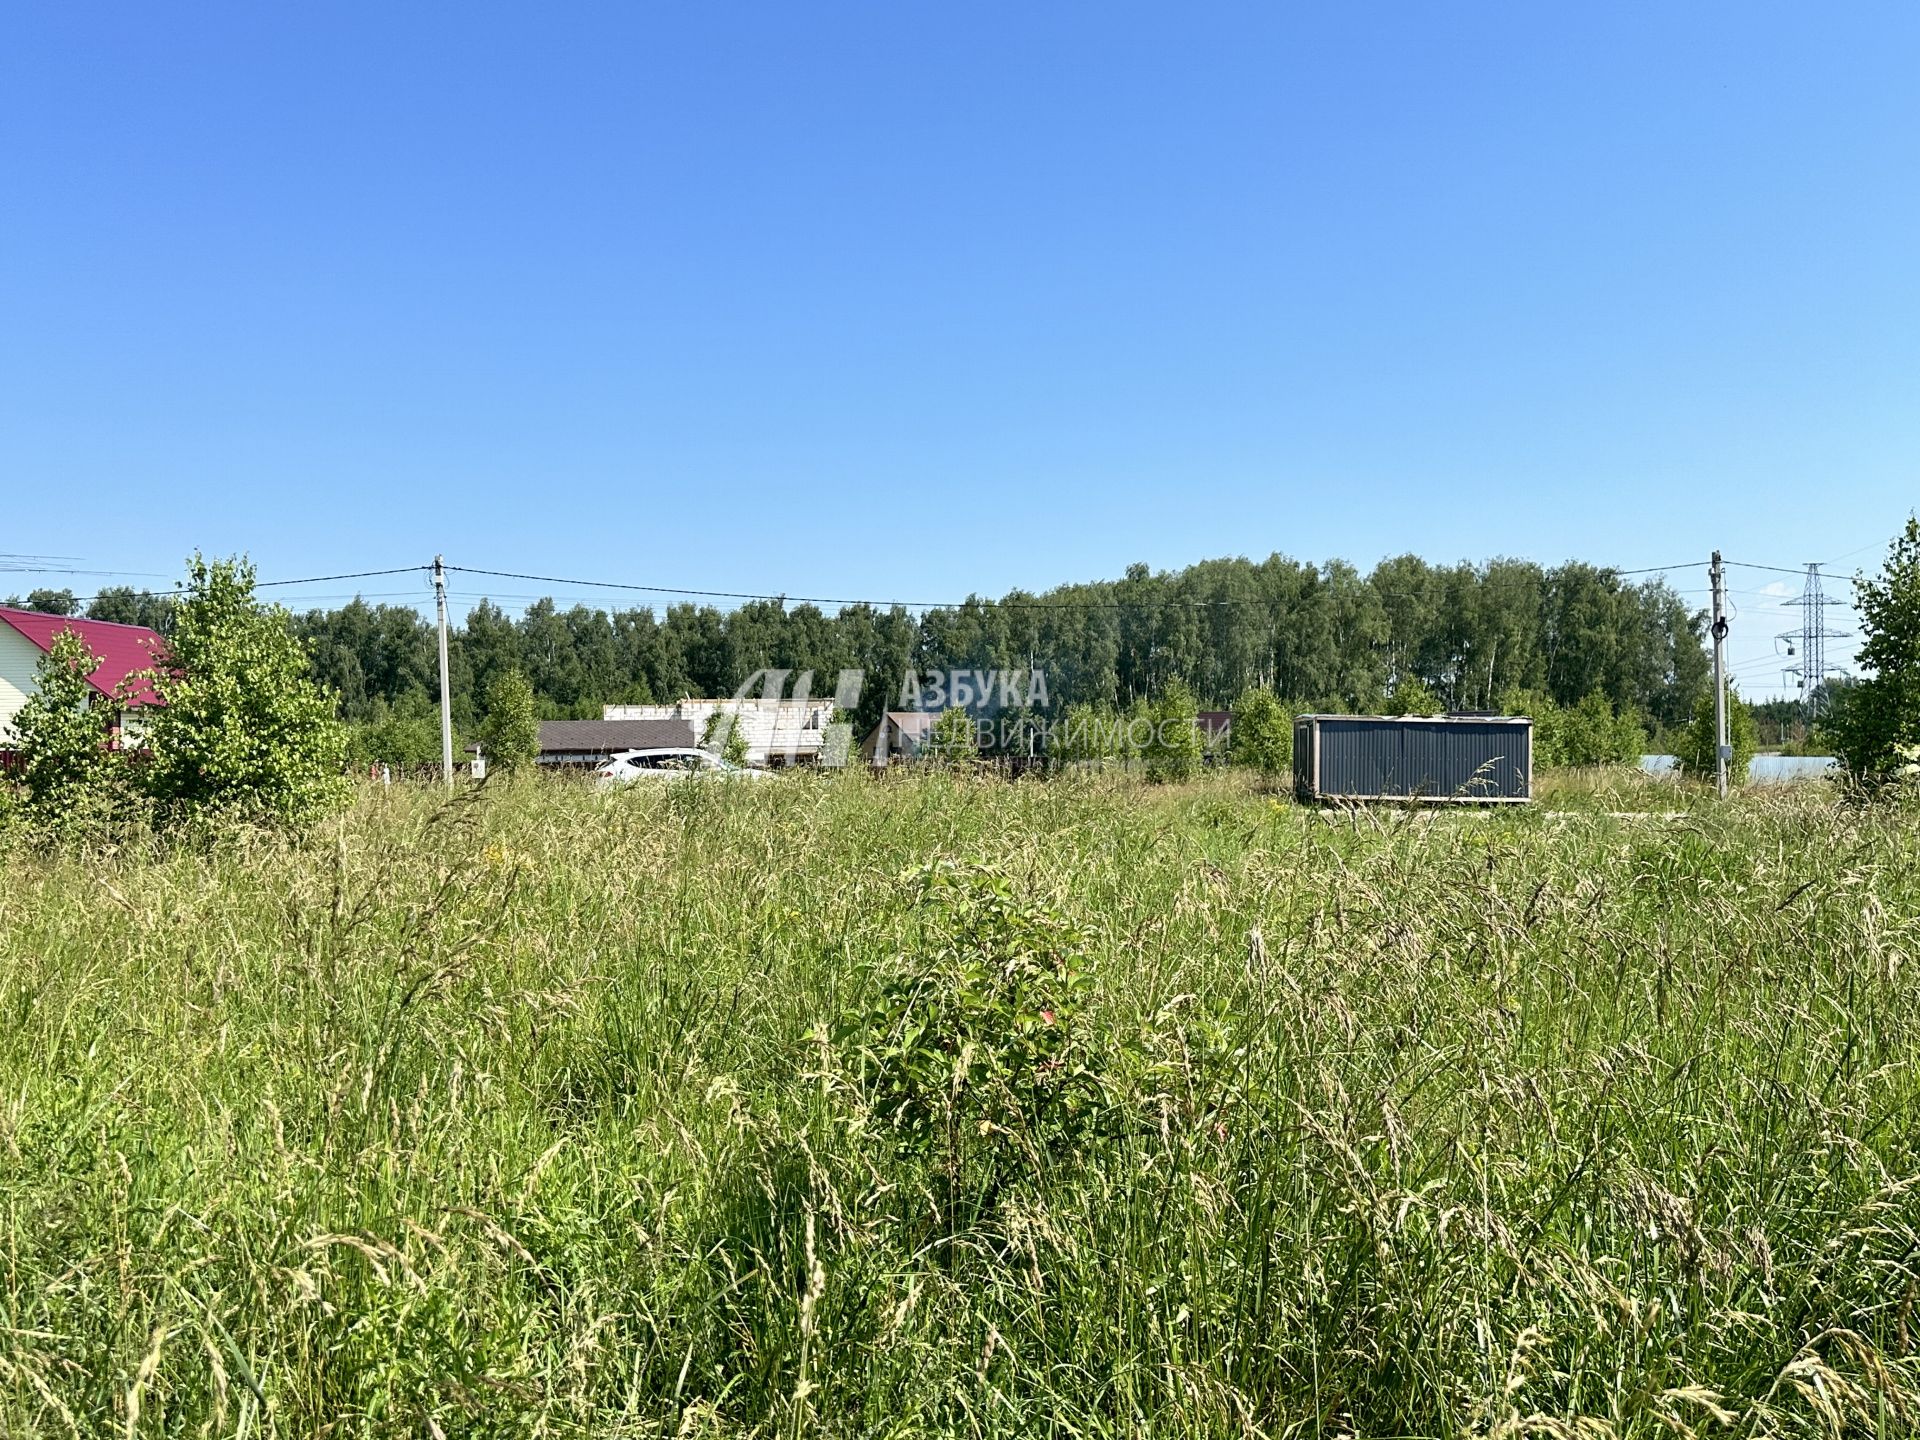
[603, 699, 836, 765]
[0, 625, 44, 744]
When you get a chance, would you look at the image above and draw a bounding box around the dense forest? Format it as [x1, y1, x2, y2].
[13, 551, 1711, 749]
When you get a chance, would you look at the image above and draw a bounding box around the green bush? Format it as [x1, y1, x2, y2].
[477, 669, 541, 774]
[1143, 681, 1204, 783]
[10, 630, 130, 829]
[1674, 685, 1758, 785]
[1820, 518, 1920, 779]
[349, 690, 443, 770]
[1229, 686, 1291, 776]
[1385, 676, 1443, 716]
[1503, 688, 1645, 768]
[840, 861, 1111, 1231]
[700, 708, 750, 767]
[140, 555, 350, 829]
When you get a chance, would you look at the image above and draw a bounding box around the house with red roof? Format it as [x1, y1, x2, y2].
[0, 606, 166, 750]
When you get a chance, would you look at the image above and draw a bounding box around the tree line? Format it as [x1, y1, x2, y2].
[18, 521, 1920, 785]
[13, 552, 1711, 762]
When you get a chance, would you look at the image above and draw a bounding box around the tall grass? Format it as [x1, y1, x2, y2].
[0, 773, 1915, 1437]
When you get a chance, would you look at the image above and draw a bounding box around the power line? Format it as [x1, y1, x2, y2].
[1724, 542, 1892, 575]
[1723, 559, 1821, 577]
[46, 586, 434, 608]
[255, 566, 428, 589]
[1728, 655, 1823, 676]
[273, 592, 436, 605]
[0, 564, 173, 579]
[1822, 538, 1890, 567]
[445, 559, 1708, 615]
[18, 553, 1720, 624]
[446, 564, 1282, 611]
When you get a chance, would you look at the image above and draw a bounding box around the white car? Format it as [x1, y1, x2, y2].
[592, 747, 770, 787]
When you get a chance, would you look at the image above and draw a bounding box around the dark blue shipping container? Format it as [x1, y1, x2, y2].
[1292, 715, 1532, 803]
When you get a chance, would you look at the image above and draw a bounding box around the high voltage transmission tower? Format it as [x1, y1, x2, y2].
[1775, 563, 1850, 715]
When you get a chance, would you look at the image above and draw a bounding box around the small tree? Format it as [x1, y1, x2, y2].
[819, 707, 855, 769]
[700, 708, 750, 766]
[1385, 676, 1444, 716]
[1143, 682, 1204, 784]
[1675, 685, 1757, 785]
[478, 669, 541, 774]
[1501, 689, 1564, 766]
[839, 862, 1107, 1232]
[1820, 517, 1920, 780]
[1505, 689, 1644, 769]
[1556, 691, 1645, 767]
[351, 690, 443, 771]
[12, 630, 123, 827]
[140, 555, 349, 828]
[925, 707, 980, 767]
[1229, 687, 1291, 777]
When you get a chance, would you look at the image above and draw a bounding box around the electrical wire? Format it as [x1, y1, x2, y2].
[1822, 539, 1890, 567]
[446, 565, 1270, 610]
[255, 566, 428, 588]
[0, 552, 172, 580]
[446, 560, 1708, 614]
[1724, 559, 1822, 577]
[17, 555, 1718, 622]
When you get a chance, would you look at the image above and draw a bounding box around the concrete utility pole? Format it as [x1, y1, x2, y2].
[1710, 551, 1729, 799]
[434, 554, 454, 789]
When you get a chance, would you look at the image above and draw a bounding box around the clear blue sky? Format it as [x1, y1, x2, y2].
[4, 3, 1916, 693]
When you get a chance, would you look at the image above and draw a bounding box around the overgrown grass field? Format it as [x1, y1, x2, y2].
[2, 773, 1916, 1437]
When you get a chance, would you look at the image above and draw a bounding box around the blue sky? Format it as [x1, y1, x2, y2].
[4, 3, 1916, 694]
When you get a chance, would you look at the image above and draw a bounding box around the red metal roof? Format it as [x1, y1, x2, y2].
[0, 607, 166, 706]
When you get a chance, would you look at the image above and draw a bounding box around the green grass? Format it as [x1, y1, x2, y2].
[1, 772, 1916, 1437]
